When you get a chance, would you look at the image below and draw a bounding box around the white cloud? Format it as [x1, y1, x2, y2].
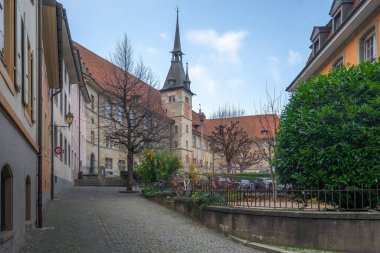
[159, 32, 168, 40]
[266, 56, 282, 83]
[187, 29, 248, 63]
[147, 47, 157, 55]
[287, 49, 302, 67]
[228, 78, 245, 88]
[189, 65, 216, 93]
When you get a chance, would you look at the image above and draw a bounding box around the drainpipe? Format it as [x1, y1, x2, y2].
[97, 92, 100, 176]
[78, 85, 81, 176]
[37, 0, 43, 228]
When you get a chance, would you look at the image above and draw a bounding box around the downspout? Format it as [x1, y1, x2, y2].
[97, 92, 100, 177]
[37, 0, 43, 228]
[50, 88, 61, 200]
[78, 84, 81, 177]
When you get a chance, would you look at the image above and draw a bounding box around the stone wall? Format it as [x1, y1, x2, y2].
[147, 194, 380, 253]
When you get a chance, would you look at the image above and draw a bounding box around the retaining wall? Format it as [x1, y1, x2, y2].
[147, 195, 380, 253]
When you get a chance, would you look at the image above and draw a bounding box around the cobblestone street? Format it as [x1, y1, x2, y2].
[22, 187, 261, 253]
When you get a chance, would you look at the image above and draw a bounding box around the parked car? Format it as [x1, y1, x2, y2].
[214, 176, 232, 189]
[237, 179, 252, 190]
[251, 178, 274, 190]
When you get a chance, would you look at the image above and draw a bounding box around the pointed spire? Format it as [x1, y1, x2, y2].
[172, 7, 182, 54]
[184, 62, 191, 83]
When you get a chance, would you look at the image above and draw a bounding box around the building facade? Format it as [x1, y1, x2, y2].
[287, 0, 380, 92]
[0, 0, 38, 251]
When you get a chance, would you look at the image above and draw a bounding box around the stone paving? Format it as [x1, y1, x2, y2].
[22, 187, 262, 253]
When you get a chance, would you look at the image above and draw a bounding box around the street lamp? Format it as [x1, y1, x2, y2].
[53, 112, 75, 128]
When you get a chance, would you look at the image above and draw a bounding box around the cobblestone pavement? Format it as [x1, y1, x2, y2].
[22, 187, 262, 253]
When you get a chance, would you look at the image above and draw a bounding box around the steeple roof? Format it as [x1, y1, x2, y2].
[161, 9, 193, 94]
[172, 10, 182, 54]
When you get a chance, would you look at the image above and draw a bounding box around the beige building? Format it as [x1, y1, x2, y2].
[73, 12, 278, 176]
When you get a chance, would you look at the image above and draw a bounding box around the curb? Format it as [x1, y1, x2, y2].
[228, 235, 291, 253]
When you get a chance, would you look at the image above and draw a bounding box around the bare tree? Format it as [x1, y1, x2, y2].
[209, 121, 254, 174]
[99, 34, 173, 191]
[209, 103, 245, 119]
[233, 148, 261, 173]
[252, 86, 282, 190]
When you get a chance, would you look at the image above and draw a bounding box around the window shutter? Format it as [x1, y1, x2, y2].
[31, 51, 36, 122]
[0, 0, 4, 53]
[15, 4, 22, 90]
[22, 19, 28, 106]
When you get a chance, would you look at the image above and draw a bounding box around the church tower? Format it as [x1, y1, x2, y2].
[161, 10, 194, 166]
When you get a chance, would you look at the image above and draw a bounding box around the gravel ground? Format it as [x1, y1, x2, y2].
[22, 187, 262, 253]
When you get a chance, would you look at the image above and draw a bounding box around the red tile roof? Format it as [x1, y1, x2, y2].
[74, 41, 165, 115]
[193, 112, 280, 140]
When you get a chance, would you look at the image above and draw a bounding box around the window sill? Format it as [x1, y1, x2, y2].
[0, 230, 14, 244]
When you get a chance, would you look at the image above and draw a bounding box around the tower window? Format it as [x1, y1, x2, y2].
[185, 96, 189, 104]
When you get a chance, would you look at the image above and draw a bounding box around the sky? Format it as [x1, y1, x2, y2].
[59, 0, 332, 116]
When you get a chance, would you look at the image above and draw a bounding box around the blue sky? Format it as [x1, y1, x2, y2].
[60, 0, 332, 116]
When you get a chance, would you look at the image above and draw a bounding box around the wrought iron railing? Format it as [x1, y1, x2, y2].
[192, 182, 380, 211]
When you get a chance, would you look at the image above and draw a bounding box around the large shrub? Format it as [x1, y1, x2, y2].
[136, 149, 181, 184]
[275, 60, 380, 189]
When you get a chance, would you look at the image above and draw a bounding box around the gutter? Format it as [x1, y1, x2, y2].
[37, 0, 43, 228]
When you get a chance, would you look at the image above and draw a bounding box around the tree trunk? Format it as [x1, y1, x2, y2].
[127, 151, 134, 191]
[227, 161, 232, 174]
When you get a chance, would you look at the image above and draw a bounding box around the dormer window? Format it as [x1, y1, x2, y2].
[261, 130, 269, 136]
[333, 11, 342, 32]
[313, 39, 320, 56]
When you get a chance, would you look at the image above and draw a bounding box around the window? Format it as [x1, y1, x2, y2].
[364, 31, 375, 62]
[118, 160, 125, 171]
[3, 0, 16, 85]
[333, 56, 344, 68]
[175, 125, 178, 133]
[60, 90, 63, 115]
[313, 39, 319, 55]
[91, 95, 95, 111]
[261, 130, 269, 136]
[193, 135, 196, 147]
[333, 11, 341, 32]
[174, 141, 178, 148]
[68, 144, 71, 167]
[25, 176, 31, 221]
[59, 132, 63, 161]
[104, 99, 112, 118]
[91, 131, 95, 143]
[186, 140, 188, 148]
[90, 153, 95, 174]
[91, 118, 94, 124]
[53, 123, 58, 147]
[105, 158, 113, 170]
[1, 165, 13, 231]
[64, 138, 67, 164]
[105, 136, 111, 148]
[186, 125, 188, 133]
[185, 96, 189, 104]
[169, 95, 175, 103]
[64, 93, 67, 117]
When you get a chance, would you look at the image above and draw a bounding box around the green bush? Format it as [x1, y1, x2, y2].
[275, 60, 380, 190]
[186, 191, 225, 211]
[136, 149, 181, 184]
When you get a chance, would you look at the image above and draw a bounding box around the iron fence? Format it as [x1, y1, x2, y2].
[192, 182, 380, 211]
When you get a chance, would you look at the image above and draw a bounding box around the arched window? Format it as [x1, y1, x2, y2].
[25, 176, 31, 221]
[1, 165, 13, 231]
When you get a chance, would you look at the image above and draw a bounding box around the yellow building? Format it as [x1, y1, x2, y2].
[287, 0, 380, 92]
